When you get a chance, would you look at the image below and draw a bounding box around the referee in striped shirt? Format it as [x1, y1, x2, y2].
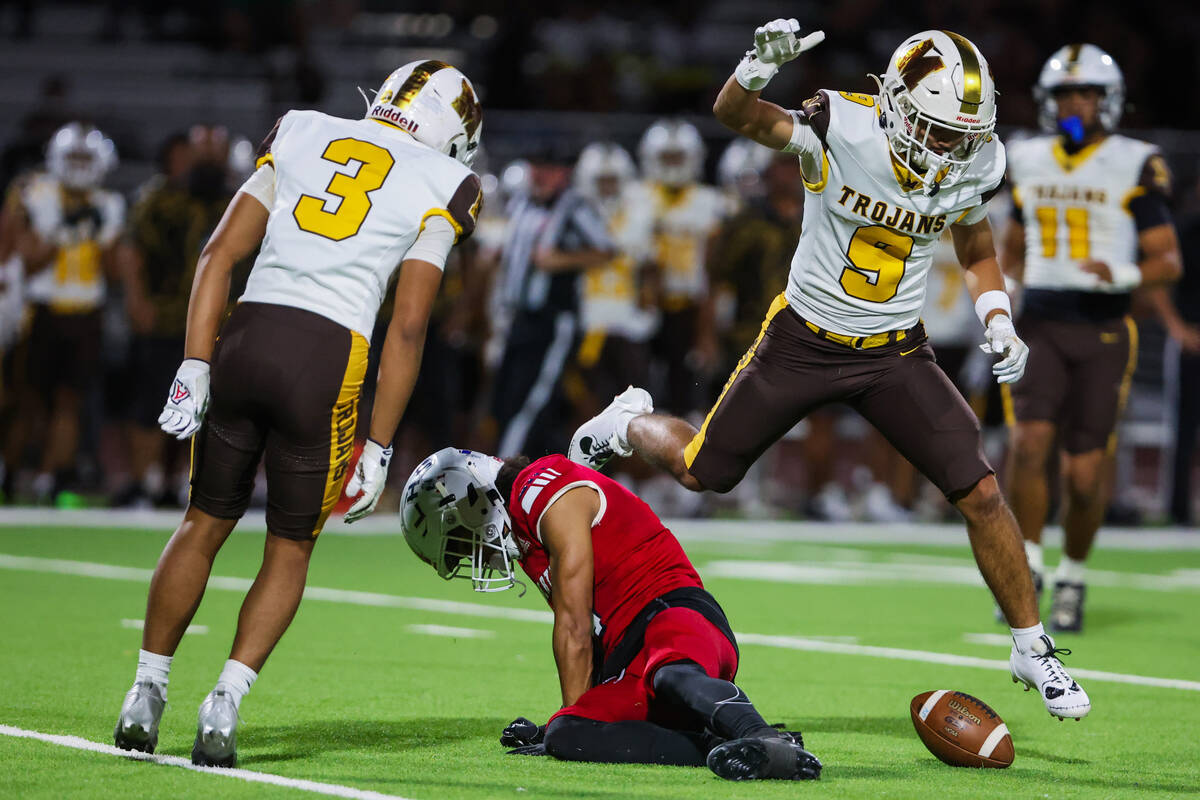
[492, 145, 615, 457]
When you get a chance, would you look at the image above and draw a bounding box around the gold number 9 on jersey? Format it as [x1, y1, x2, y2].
[840, 225, 914, 303]
[293, 138, 395, 241]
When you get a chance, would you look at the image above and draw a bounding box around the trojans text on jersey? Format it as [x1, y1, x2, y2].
[835, 185, 948, 235]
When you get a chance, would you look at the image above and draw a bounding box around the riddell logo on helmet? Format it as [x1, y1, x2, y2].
[955, 115, 980, 123]
[371, 104, 420, 133]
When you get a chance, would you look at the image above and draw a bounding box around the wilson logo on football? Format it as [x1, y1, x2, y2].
[171, 382, 190, 404]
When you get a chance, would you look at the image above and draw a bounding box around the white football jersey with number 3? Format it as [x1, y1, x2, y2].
[242, 110, 481, 338]
[783, 91, 1006, 337]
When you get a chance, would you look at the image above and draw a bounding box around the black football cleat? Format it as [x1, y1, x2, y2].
[1048, 580, 1085, 634]
[707, 735, 822, 781]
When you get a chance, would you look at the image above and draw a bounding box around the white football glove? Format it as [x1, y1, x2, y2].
[980, 314, 1029, 384]
[344, 439, 394, 523]
[158, 359, 210, 440]
[735, 18, 826, 91]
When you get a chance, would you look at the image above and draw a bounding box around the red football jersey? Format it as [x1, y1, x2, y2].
[507, 455, 703, 656]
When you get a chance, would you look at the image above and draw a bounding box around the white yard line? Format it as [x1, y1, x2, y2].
[121, 618, 207, 635]
[3, 553, 1197, 693]
[703, 559, 1200, 592]
[3, 509, 1200, 549]
[0, 724, 415, 800]
[406, 624, 495, 639]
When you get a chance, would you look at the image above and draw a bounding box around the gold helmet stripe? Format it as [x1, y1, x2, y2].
[1067, 43, 1083, 65]
[390, 60, 452, 110]
[942, 31, 982, 114]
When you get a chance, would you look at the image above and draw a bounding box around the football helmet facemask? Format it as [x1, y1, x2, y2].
[874, 30, 996, 195]
[46, 123, 117, 190]
[1034, 44, 1124, 135]
[366, 60, 483, 167]
[638, 119, 704, 188]
[400, 447, 521, 593]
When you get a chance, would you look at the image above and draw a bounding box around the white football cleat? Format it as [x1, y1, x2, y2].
[192, 689, 239, 767]
[114, 680, 166, 753]
[1010, 633, 1091, 720]
[567, 386, 653, 469]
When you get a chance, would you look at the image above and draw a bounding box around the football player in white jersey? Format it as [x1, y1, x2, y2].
[574, 142, 657, 410]
[639, 119, 726, 415]
[0, 123, 123, 504]
[1002, 45, 1182, 633]
[570, 20, 1091, 721]
[112, 60, 484, 766]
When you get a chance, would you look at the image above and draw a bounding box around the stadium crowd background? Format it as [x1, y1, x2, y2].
[0, 0, 1197, 524]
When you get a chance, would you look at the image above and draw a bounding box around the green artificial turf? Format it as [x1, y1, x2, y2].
[1, 522, 1197, 799]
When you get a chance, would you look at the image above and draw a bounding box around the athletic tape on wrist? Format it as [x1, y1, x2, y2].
[975, 289, 1012, 326]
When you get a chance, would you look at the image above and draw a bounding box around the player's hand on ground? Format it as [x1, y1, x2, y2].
[343, 439, 393, 523]
[158, 359, 210, 440]
[980, 314, 1029, 384]
[500, 716, 546, 748]
[1079, 259, 1114, 284]
[753, 18, 824, 66]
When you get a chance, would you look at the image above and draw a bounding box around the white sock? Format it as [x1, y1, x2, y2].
[1055, 556, 1086, 584]
[135, 649, 172, 697]
[1010, 622, 1047, 654]
[215, 659, 258, 709]
[1023, 541, 1044, 575]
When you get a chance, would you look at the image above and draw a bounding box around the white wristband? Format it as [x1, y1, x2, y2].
[734, 53, 779, 91]
[975, 289, 1012, 326]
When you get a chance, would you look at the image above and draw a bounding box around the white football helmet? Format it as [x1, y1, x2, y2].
[46, 123, 117, 190]
[874, 30, 996, 195]
[717, 138, 774, 198]
[400, 447, 520, 593]
[1034, 44, 1124, 134]
[638, 119, 704, 188]
[574, 142, 637, 204]
[366, 60, 482, 167]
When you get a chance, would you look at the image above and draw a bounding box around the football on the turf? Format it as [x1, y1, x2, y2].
[910, 690, 1014, 768]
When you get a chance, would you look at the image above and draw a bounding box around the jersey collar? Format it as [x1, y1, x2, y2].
[1051, 136, 1106, 172]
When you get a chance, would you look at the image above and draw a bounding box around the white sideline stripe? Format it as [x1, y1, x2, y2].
[704, 559, 1200, 593]
[406, 624, 494, 639]
[4, 554, 1199, 693]
[918, 689, 947, 721]
[6, 509, 1200, 550]
[735, 633, 1200, 692]
[978, 723, 1010, 758]
[964, 633, 1015, 647]
[122, 618, 207, 635]
[0, 724, 414, 800]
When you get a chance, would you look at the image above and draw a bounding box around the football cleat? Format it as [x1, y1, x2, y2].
[192, 689, 239, 767]
[1048, 580, 1086, 634]
[1010, 634, 1091, 720]
[707, 735, 822, 781]
[995, 569, 1044, 624]
[567, 386, 653, 470]
[113, 680, 166, 753]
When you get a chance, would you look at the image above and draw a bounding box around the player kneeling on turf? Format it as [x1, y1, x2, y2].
[401, 448, 821, 781]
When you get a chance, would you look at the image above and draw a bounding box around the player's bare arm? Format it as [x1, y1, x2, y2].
[712, 19, 824, 151]
[540, 487, 601, 707]
[365, 258, 444, 447]
[952, 217, 1006, 316]
[1134, 223, 1183, 287]
[533, 246, 613, 274]
[952, 217, 1028, 384]
[183, 193, 269, 362]
[1001, 220, 1026, 284]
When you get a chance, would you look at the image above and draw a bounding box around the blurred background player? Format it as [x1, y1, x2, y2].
[572, 142, 656, 416]
[400, 447, 822, 781]
[1003, 45, 1183, 633]
[639, 119, 726, 419]
[489, 144, 614, 458]
[112, 59, 484, 767]
[115, 126, 252, 508]
[0, 122, 122, 505]
[572, 21, 1092, 722]
[1167, 173, 1200, 525]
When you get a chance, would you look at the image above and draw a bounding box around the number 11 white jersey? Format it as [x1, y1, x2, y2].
[783, 91, 1006, 337]
[242, 110, 481, 338]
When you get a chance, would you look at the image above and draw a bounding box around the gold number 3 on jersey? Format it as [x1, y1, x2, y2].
[293, 138, 396, 241]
